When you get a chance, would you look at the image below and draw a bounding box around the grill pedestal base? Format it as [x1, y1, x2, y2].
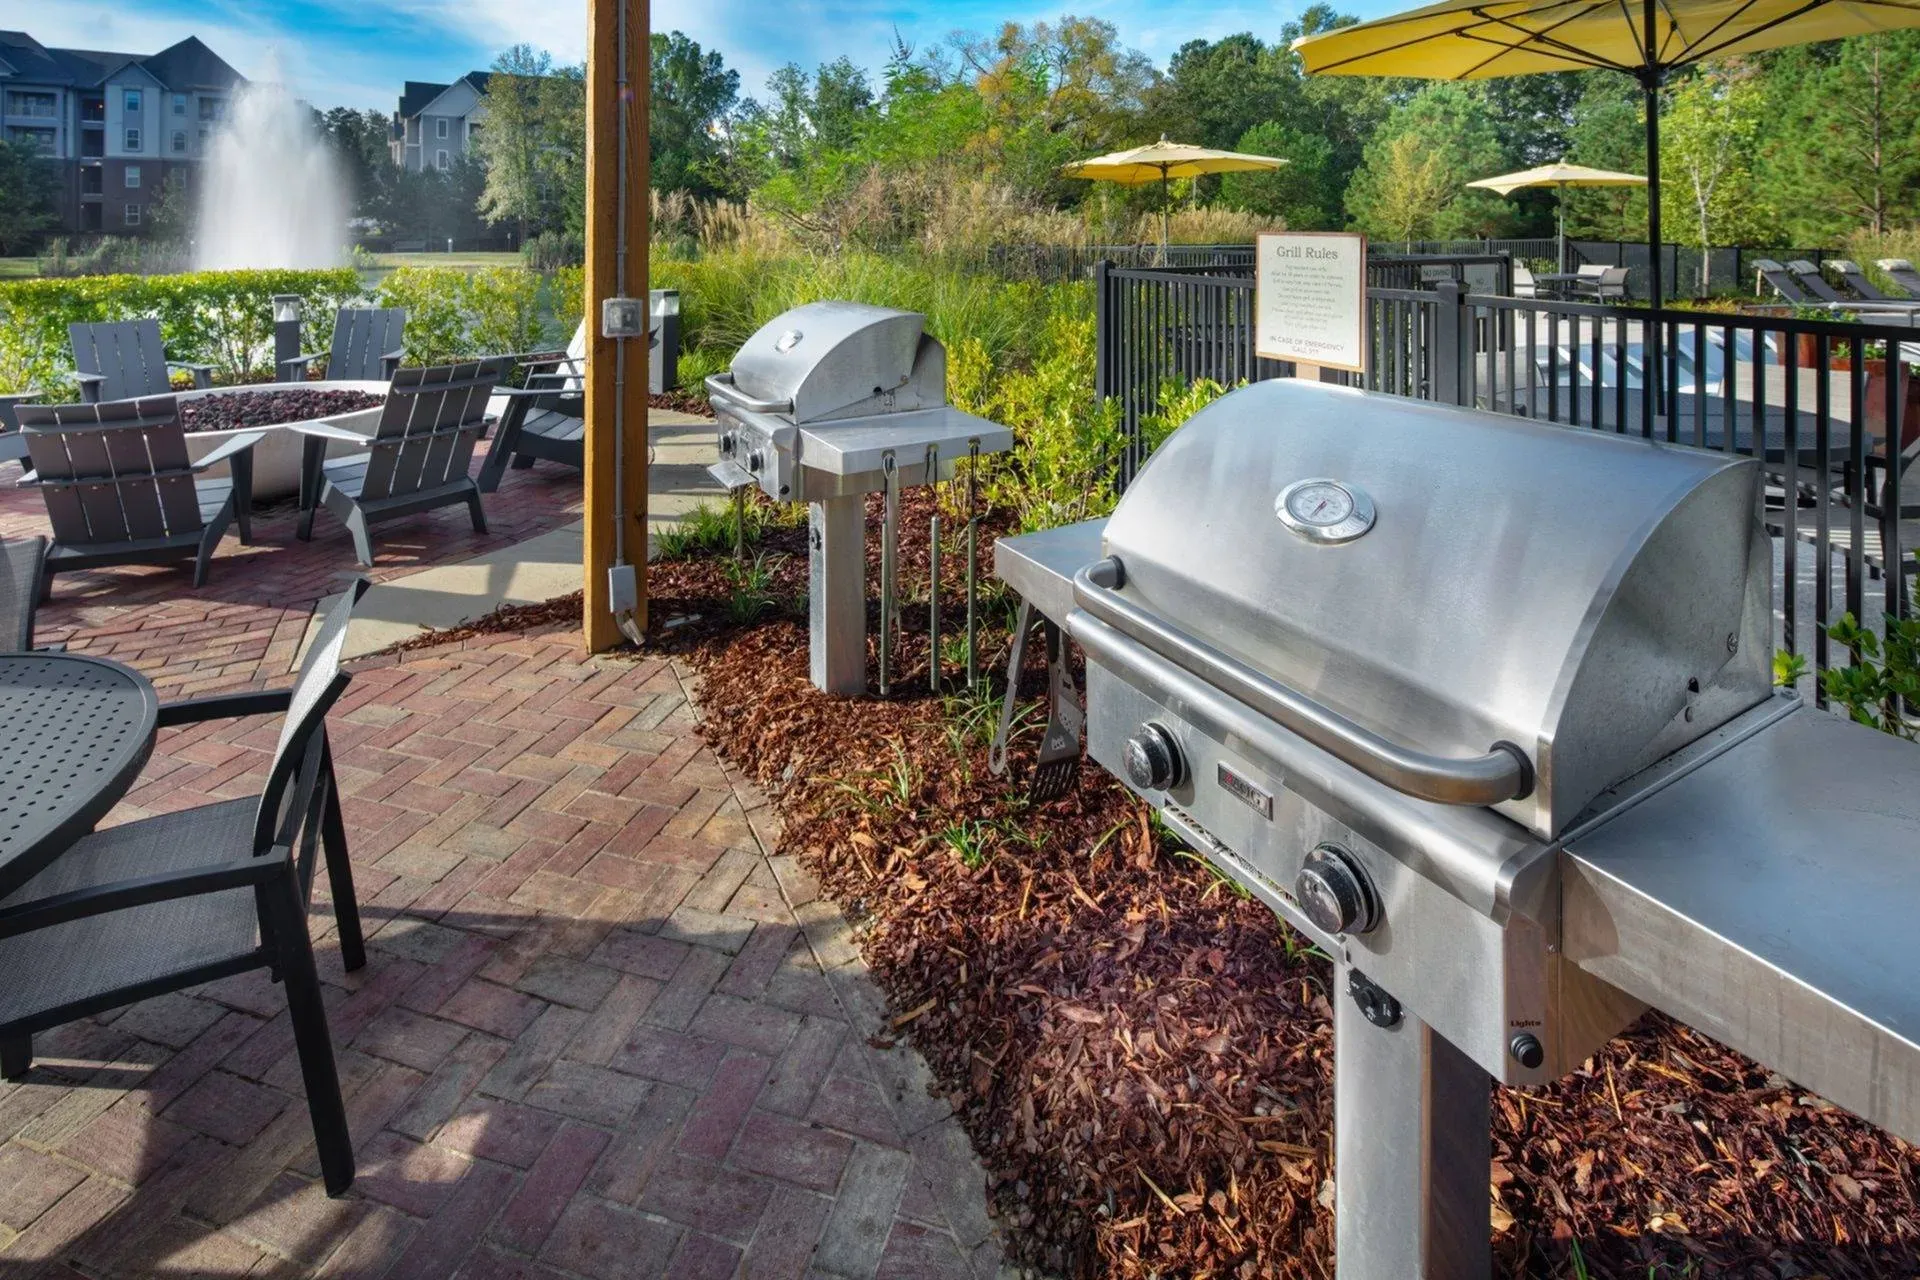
[809, 495, 867, 695]
[1335, 967, 1491, 1278]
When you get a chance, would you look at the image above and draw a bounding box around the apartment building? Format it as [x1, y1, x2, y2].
[0, 31, 244, 234]
[389, 72, 490, 173]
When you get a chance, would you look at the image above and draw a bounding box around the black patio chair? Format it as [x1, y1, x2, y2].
[294, 360, 500, 567]
[69, 319, 213, 404]
[279, 307, 408, 384]
[0, 536, 46, 652]
[1878, 259, 1920, 299]
[16, 396, 261, 590]
[1786, 260, 1853, 305]
[0, 580, 370, 1195]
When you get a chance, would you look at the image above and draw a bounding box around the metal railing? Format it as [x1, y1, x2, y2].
[1095, 262, 1919, 691]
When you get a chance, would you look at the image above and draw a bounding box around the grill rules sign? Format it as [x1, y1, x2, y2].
[1255, 232, 1367, 376]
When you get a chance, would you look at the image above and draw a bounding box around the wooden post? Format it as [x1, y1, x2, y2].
[582, 0, 649, 652]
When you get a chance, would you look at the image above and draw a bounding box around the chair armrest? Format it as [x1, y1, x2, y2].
[190, 429, 267, 472]
[168, 361, 216, 390]
[381, 349, 405, 379]
[287, 420, 375, 446]
[156, 688, 292, 727]
[278, 353, 321, 380]
[74, 371, 106, 404]
[15, 469, 39, 486]
[0, 854, 283, 940]
[492, 385, 570, 399]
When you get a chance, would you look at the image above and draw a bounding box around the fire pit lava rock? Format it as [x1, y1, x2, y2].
[176, 380, 387, 500]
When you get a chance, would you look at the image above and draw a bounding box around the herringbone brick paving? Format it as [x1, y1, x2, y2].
[0, 437, 584, 697]
[0, 447, 1010, 1277]
[0, 627, 1008, 1277]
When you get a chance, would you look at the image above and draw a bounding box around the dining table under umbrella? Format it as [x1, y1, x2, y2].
[1063, 137, 1286, 259]
[1466, 161, 1647, 274]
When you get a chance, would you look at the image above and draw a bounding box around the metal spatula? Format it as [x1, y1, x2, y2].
[1030, 620, 1084, 802]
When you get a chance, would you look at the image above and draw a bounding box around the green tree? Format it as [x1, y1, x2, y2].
[1220, 122, 1339, 229]
[144, 170, 194, 243]
[1345, 83, 1511, 242]
[650, 31, 740, 197]
[475, 45, 557, 240]
[1563, 75, 1647, 241]
[1148, 35, 1297, 151]
[1769, 34, 1920, 239]
[1660, 66, 1777, 288]
[1348, 131, 1450, 246]
[318, 107, 395, 221]
[0, 139, 59, 254]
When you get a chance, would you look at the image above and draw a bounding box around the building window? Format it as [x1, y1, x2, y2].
[124, 128, 141, 151]
[125, 203, 141, 227]
[435, 117, 449, 140]
[172, 93, 187, 115]
[125, 89, 142, 113]
[172, 130, 186, 153]
[198, 98, 225, 122]
[125, 165, 141, 189]
[4, 126, 55, 154]
[197, 126, 209, 146]
[6, 91, 57, 118]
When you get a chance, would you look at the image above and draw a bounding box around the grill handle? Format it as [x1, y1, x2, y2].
[1072, 558, 1533, 808]
[704, 372, 794, 417]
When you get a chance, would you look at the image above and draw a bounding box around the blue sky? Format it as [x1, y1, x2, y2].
[12, 0, 1355, 112]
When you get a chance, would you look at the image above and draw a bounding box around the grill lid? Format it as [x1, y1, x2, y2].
[1098, 380, 1772, 838]
[729, 301, 941, 423]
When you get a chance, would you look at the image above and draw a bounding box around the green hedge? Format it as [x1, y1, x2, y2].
[376, 266, 576, 364]
[0, 269, 363, 396]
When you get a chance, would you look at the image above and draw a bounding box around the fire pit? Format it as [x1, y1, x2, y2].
[994, 378, 1920, 1276]
[175, 380, 387, 500]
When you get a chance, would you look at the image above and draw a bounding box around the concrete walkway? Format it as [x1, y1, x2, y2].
[319, 410, 724, 661]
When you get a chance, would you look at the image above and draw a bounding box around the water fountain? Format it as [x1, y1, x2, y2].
[194, 69, 347, 270]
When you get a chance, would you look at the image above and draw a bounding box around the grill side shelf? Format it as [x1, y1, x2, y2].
[1561, 704, 1920, 1147]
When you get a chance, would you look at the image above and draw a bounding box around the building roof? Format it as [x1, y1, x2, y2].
[0, 29, 244, 91]
[396, 71, 493, 120]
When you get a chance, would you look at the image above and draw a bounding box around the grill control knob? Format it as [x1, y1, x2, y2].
[1122, 723, 1182, 791]
[1295, 844, 1378, 936]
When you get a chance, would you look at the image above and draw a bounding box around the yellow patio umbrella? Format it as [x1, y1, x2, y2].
[1292, 0, 1920, 310]
[1466, 161, 1647, 272]
[1064, 136, 1286, 258]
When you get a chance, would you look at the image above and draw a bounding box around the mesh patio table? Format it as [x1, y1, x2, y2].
[0, 653, 157, 899]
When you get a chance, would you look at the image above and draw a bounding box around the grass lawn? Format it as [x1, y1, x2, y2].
[368, 252, 521, 270]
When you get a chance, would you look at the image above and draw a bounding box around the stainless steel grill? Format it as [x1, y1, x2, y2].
[993, 378, 1920, 1277]
[706, 302, 1011, 694]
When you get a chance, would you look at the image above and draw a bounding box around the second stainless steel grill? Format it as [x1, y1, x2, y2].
[706, 302, 1012, 694]
[994, 377, 1920, 1277]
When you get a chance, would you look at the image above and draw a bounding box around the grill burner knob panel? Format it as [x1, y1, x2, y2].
[1297, 844, 1379, 936]
[1123, 723, 1183, 791]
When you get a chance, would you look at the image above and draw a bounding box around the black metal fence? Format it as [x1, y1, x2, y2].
[1095, 261, 1918, 692]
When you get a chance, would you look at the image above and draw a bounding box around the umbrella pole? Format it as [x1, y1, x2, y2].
[1161, 168, 1171, 264]
[1557, 181, 1567, 274]
[1640, 0, 1665, 433]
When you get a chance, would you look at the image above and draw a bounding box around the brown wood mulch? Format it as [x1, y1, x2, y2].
[398, 490, 1920, 1279]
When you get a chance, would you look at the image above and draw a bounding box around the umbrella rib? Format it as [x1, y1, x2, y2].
[1457, 28, 1626, 72]
[1459, 4, 1633, 73]
[1675, 0, 1851, 64]
[1297, 0, 1604, 74]
[1664, 0, 1776, 62]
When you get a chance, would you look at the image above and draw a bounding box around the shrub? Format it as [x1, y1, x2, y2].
[551, 265, 586, 341]
[375, 267, 469, 364]
[465, 267, 545, 358]
[0, 267, 362, 394]
[522, 230, 584, 271]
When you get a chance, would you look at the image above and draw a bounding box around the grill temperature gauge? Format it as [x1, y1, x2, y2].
[1276, 478, 1376, 544]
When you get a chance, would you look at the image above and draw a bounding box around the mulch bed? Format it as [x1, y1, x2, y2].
[177, 388, 382, 435]
[396, 490, 1920, 1278]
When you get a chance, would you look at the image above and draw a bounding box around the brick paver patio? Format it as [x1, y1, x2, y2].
[0, 440, 1010, 1277]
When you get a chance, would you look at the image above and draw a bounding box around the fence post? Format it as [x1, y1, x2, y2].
[1433, 281, 1469, 406]
[1094, 260, 1114, 402]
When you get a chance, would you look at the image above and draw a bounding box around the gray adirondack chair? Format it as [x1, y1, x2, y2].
[477, 322, 588, 493]
[69, 319, 213, 404]
[15, 396, 261, 590]
[1, 536, 45, 652]
[294, 360, 500, 567]
[279, 308, 408, 383]
[0, 579, 370, 1196]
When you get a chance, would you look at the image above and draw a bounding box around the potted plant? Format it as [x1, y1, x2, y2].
[1831, 339, 1920, 449]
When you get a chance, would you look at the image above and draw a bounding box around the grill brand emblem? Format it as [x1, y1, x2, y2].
[1216, 763, 1274, 820]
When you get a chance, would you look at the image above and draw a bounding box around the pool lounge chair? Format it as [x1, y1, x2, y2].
[1786, 261, 1853, 305]
[1753, 259, 1817, 304]
[1878, 259, 1920, 299]
[1826, 260, 1897, 301]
